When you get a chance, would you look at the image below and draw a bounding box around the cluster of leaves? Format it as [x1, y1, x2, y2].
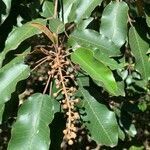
[0, 0, 150, 149]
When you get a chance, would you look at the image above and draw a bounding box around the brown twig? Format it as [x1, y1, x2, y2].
[43, 75, 51, 94]
[31, 58, 48, 71]
[54, 0, 58, 19]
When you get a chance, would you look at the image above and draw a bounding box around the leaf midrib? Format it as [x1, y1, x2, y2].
[74, 52, 116, 93]
[81, 88, 114, 144]
[111, 3, 119, 40]
[133, 28, 147, 80]
[71, 33, 110, 51]
[45, 2, 53, 16]
[76, 0, 99, 21]
[5, 26, 36, 53]
[28, 95, 45, 149]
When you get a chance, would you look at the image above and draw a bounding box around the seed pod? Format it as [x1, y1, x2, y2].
[66, 112, 69, 116]
[62, 99, 66, 103]
[65, 79, 69, 83]
[63, 104, 68, 109]
[66, 134, 72, 140]
[70, 132, 77, 139]
[39, 77, 43, 81]
[74, 112, 80, 119]
[47, 56, 51, 60]
[51, 70, 55, 74]
[71, 117, 75, 121]
[54, 75, 58, 79]
[68, 140, 73, 145]
[74, 98, 79, 103]
[61, 91, 65, 94]
[72, 127, 77, 132]
[65, 61, 70, 65]
[70, 74, 74, 79]
[58, 47, 62, 51]
[70, 87, 74, 91]
[53, 93, 57, 97]
[56, 85, 60, 89]
[63, 129, 68, 135]
[49, 62, 52, 66]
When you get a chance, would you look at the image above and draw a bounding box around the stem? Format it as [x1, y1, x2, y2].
[54, 0, 58, 19]
[58, 67, 72, 132]
[53, 0, 59, 46]
[40, 47, 50, 55]
[43, 75, 51, 94]
[56, 48, 72, 132]
[35, 56, 48, 64]
[49, 75, 53, 96]
[128, 13, 133, 26]
[32, 58, 48, 71]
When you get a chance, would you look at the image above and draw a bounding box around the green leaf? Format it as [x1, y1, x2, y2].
[60, 0, 102, 23]
[8, 93, 59, 150]
[78, 80, 118, 146]
[127, 124, 137, 137]
[146, 14, 150, 27]
[129, 26, 150, 86]
[0, 56, 30, 123]
[69, 0, 103, 23]
[118, 126, 125, 141]
[100, 1, 128, 47]
[129, 145, 144, 150]
[0, 104, 5, 124]
[1, 0, 12, 24]
[49, 18, 65, 34]
[77, 17, 93, 29]
[59, 0, 77, 23]
[94, 49, 123, 70]
[138, 101, 147, 112]
[41, 1, 54, 18]
[0, 19, 46, 67]
[71, 47, 118, 95]
[69, 29, 120, 56]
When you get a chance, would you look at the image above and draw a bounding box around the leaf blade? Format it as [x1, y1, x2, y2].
[70, 0, 103, 23]
[48, 18, 65, 34]
[146, 14, 150, 27]
[100, 1, 129, 47]
[78, 80, 118, 146]
[1, 0, 12, 24]
[129, 26, 150, 85]
[41, 1, 54, 18]
[0, 19, 46, 67]
[8, 93, 58, 150]
[69, 29, 120, 56]
[0, 56, 30, 123]
[71, 47, 118, 95]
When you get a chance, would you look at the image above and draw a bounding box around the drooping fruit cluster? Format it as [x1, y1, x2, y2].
[31, 45, 80, 145]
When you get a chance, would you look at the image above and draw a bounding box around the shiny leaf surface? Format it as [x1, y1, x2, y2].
[60, 0, 77, 23]
[0, 19, 46, 67]
[60, 0, 102, 23]
[71, 47, 118, 95]
[0, 56, 30, 123]
[146, 14, 150, 27]
[69, 29, 120, 57]
[70, 0, 102, 23]
[94, 49, 123, 70]
[78, 80, 118, 146]
[129, 26, 150, 86]
[8, 93, 59, 150]
[48, 18, 65, 34]
[100, 1, 128, 47]
[41, 1, 54, 18]
[0, 0, 12, 24]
